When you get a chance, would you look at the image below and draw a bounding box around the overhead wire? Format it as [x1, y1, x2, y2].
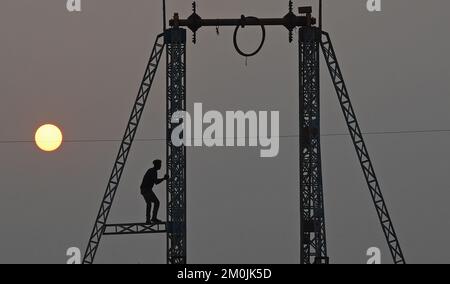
[1, 128, 450, 144]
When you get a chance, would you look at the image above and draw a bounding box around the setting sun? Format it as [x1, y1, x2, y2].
[35, 124, 63, 152]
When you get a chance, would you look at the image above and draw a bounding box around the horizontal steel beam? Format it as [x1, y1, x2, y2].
[104, 223, 167, 236]
[170, 17, 315, 29]
[169, 7, 316, 34]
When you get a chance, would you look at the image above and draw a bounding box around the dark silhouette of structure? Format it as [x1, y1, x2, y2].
[141, 160, 169, 224]
[83, 1, 406, 264]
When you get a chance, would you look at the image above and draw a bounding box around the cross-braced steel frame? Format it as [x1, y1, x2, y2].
[83, 28, 188, 265]
[83, 5, 405, 265]
[83, 34, 165, 264]
[299, 27, 328, 264]
[320, 32, 405, 264]
[165, 28, 187, 264]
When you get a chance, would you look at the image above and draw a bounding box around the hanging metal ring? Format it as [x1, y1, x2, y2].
[233, 16, 266, 57]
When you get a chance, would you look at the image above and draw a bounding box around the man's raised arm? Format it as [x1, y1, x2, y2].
[155, 174, 169, 185]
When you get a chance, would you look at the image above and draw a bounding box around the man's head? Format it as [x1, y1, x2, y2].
[153, 159, 162, 170]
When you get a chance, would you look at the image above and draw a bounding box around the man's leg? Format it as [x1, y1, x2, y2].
[143, 194, 152, 223]
[149, 191, 161, 221]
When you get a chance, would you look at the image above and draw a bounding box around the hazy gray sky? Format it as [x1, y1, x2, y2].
[1, 0, 450, 264]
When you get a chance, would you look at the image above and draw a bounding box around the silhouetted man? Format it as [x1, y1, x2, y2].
[141, 160, 169, 224]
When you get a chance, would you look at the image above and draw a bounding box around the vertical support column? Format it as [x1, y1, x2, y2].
[299, 27, 328, 264]
[165, 28, 187, 264]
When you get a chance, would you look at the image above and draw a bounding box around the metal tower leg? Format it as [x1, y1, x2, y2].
[320, 31, 406, 264]
[83, 34, 165, 264]
[299, 27, 329, 264]
[165, 28, 187, 264]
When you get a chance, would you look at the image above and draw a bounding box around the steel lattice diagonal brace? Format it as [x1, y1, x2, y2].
[320, 31, 406, 264]
[83, 34, 165, 264]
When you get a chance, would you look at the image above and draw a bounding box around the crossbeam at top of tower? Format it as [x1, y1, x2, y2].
[169, 2, 316, 35]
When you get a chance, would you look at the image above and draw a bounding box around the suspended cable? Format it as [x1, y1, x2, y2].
[2, 128, 450, 144]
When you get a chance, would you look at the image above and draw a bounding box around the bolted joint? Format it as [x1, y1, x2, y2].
[298, 6, 313, 14]
[283, 10, 296, 43]
[172, 13, 180, 28]
[298, 6, 314, 27]
[186, 12, 202, 33]
[239, 15, 246, 28]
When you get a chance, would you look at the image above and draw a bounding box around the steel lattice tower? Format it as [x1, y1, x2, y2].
[82, 34, 166, 264]
[82, 2, 405, 264]
[165, 28, 187, 264]
[299, 26, 328, 264]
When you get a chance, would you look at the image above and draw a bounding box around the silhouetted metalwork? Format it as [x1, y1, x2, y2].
[83, 34, 165, 264]
[83, 1, 405, 265]
[104, 223, 167, 236]
[299, 27, 328, 264]
[320, 31, 406, 264]
[319, 0, 323, 30]
[166, 28, 187, 264]
[163, 0, 167, 32]
[170, 1, 315, 45]
[233, 16, 266, 57]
